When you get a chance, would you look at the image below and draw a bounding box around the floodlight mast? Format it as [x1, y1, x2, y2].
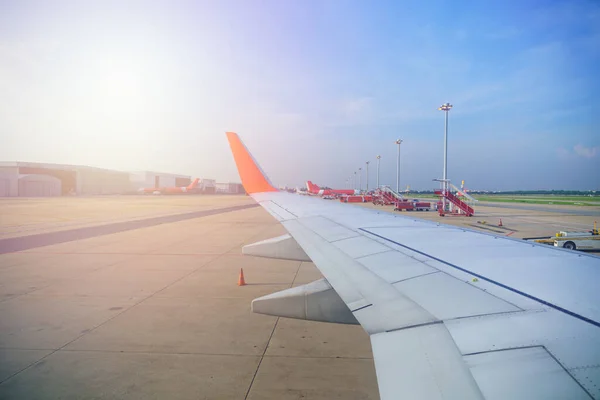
[395, 139, 403, 193]
[376, 155, 381, 189]
[365, 161, 370, 192]
[358, 168, 362, 192]
[438, 103, 453, 210]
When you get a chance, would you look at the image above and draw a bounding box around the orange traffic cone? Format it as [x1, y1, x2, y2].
[498, 219, 503, 227]
[238, 268, 246, 286]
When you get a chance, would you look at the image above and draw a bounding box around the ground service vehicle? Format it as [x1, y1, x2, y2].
[553, 229, 600, 251]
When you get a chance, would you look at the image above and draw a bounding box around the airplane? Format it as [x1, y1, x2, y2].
[139, 178, 200, 195]
[306, 180, 359, 196]
[226, 132, 600, 400]
[295, 187, 311, 196]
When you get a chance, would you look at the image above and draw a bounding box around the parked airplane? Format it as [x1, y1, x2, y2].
[226, 131, 600, 400]
[139, 178, 199, 195]
[295, 187, 311, 195]
[306, 180, 359, 196]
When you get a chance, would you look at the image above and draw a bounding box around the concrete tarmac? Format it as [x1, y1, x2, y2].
[477, 201, 600, 217]
[0, 195, 379, 399]
[2, 194, 597, 399]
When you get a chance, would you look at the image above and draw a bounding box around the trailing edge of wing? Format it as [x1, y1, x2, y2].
[226, 131, 278, 194]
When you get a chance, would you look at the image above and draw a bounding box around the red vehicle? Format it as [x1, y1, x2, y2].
[306, 181, 359, 196]
[139, 178, 200, 195]
[394, 201, 415, 211]
[414, 202, 432, 211]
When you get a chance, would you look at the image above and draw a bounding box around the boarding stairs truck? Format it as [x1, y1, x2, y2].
[373, 186, 404, 205]
[434, 189, 474, 216]
[380, 186, 405, 203]
[448, 182, 478, 203]
[433, 179, 475, 217]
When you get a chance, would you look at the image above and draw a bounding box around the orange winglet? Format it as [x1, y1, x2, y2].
[226, 132, 278, 194]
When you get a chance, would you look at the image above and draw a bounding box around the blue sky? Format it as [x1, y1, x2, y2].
[0, 0, 598, 190]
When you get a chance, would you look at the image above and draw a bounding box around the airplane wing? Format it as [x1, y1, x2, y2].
[226, 132, 600, 399]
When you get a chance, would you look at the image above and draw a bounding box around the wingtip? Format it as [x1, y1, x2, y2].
[225, 132, 278, 195]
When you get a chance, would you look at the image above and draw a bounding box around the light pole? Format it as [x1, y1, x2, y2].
[438, 102, 453, 209]
[395, 139, 403, 193]
[376, 155, 381, 189]
[358, 168, 362, 192]
[365, 161, 370, 192]
[353, 171, 357, 190]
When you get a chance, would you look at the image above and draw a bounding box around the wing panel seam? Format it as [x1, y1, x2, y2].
[390, 271, 440, 285]
[463, 344, 543, 357]
[355, 250, 395, 260]
[385, 320, 443, 333]
[271, 201, 297, 217]
[328, 235, 362, 243]
[351, 304, 373, 312]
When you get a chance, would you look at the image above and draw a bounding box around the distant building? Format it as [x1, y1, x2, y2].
[215, 182, 245, 194]
[129, 171, 191, 191]
[0, 161, 131, 196]
[199, 179, 216, 194]
[0, 161, 220, 197]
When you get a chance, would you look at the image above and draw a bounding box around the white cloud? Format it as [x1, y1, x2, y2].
[574, 144, 599, 159]
[556, 145, 599, 160]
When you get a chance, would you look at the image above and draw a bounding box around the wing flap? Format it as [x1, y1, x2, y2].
[371, 324, 483, 400]
[464, 347, 591, 400]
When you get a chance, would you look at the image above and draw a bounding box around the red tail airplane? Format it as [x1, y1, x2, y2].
[139, 178, 200, 195]
[306, 181, 359, 196]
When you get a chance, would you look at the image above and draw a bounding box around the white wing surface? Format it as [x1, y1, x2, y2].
[226, 132, 600, 399]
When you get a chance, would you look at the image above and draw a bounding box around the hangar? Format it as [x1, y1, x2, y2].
[0, 162, 132, 196]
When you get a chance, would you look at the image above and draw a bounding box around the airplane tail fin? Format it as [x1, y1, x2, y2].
[226, 132, 278, 194]
[306, 181, 319, 192]
[187, 178, 200, 190]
